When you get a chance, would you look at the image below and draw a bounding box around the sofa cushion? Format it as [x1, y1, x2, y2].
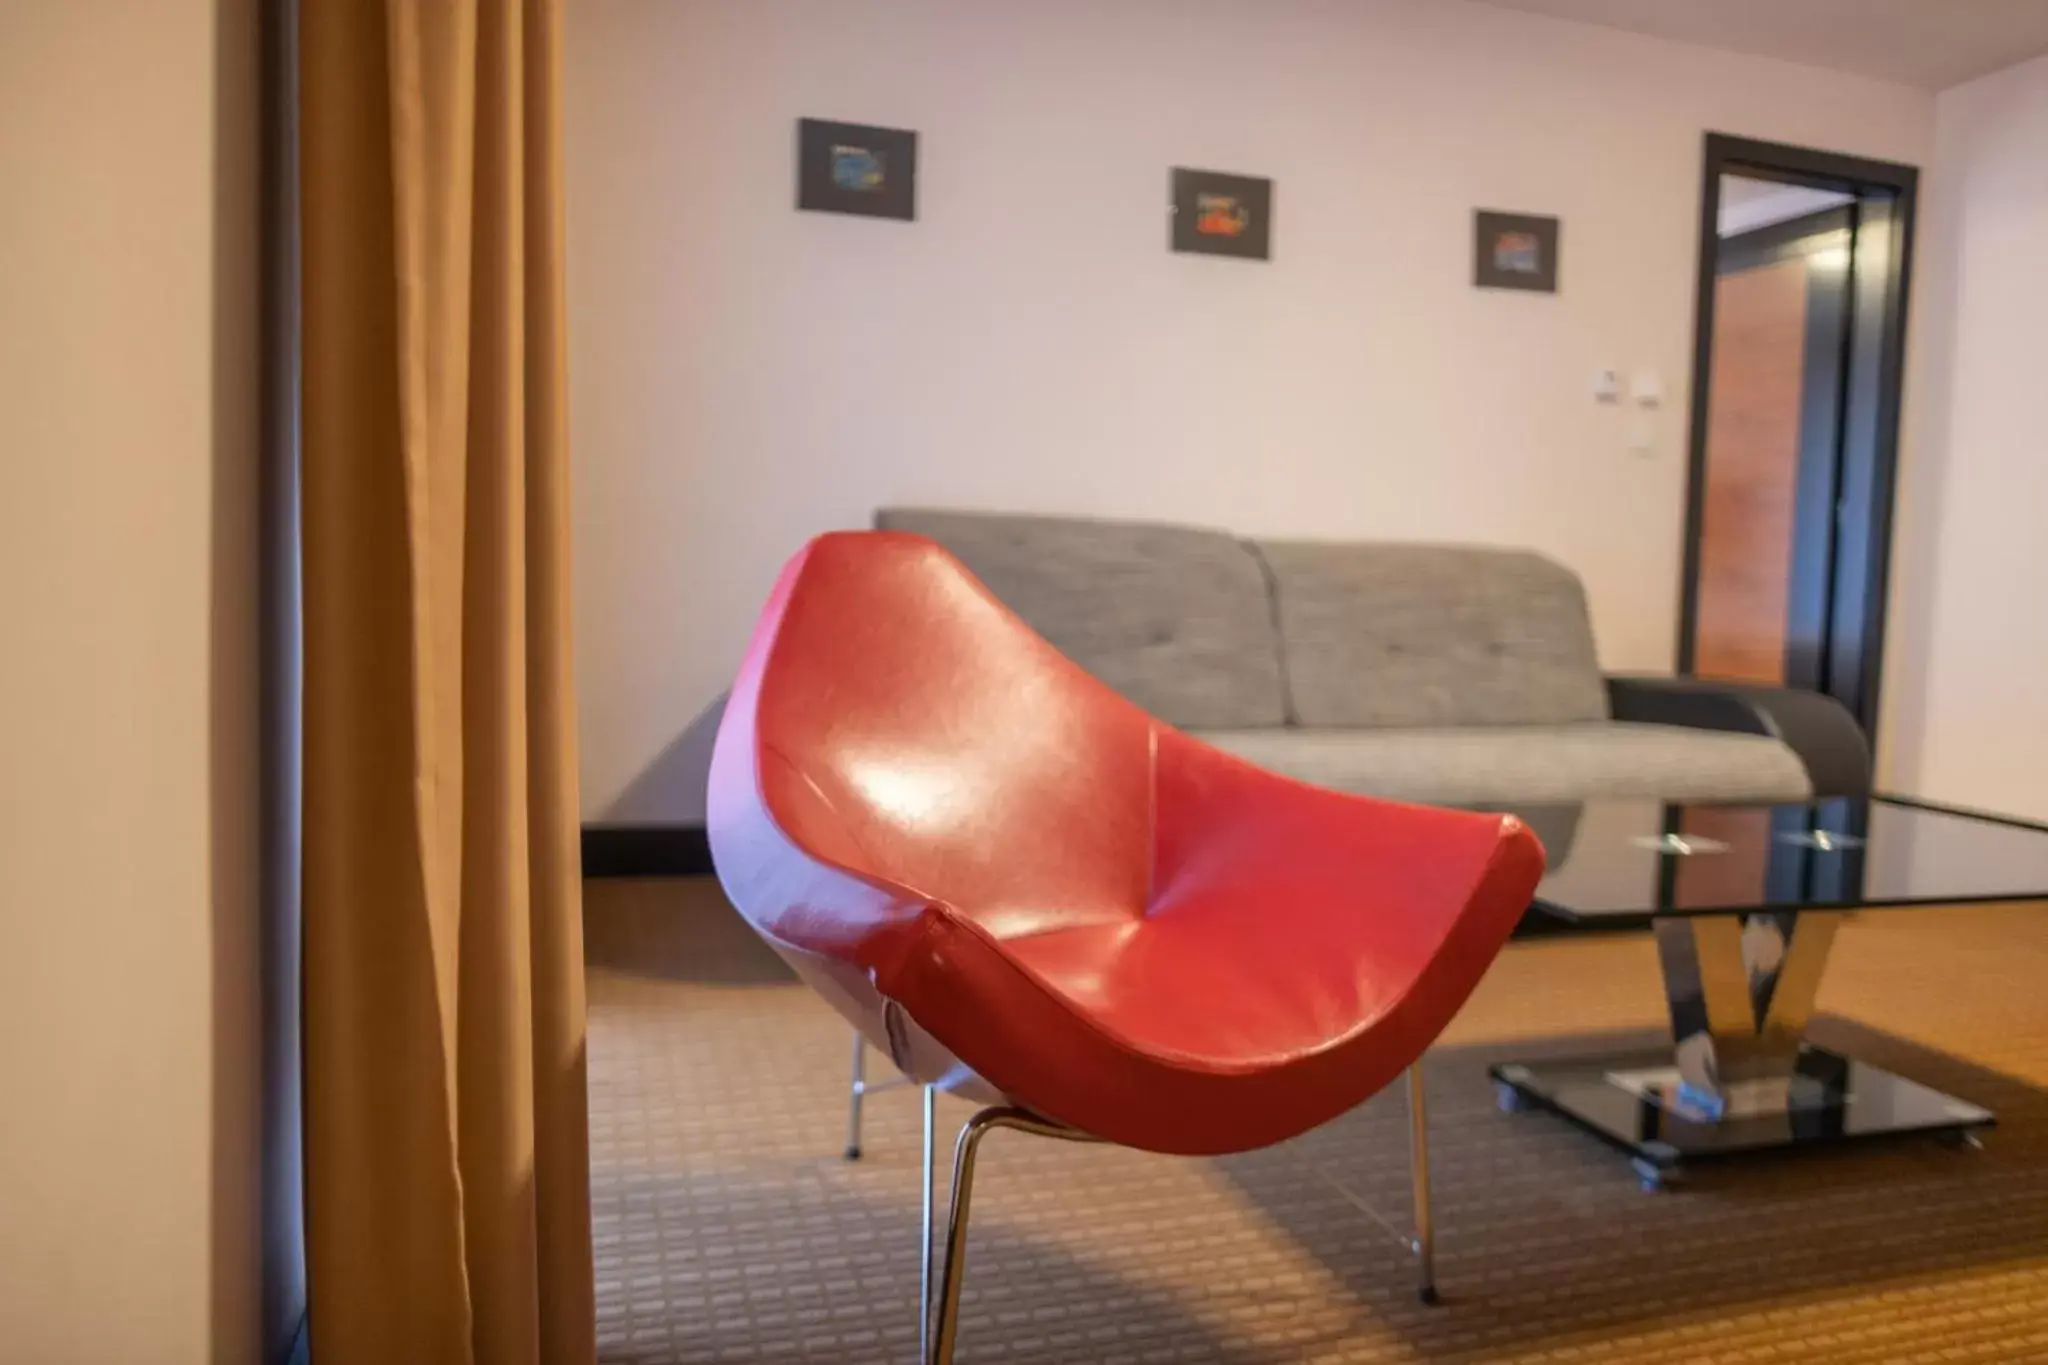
[1198, 723, 1814, 806]
[876, 508, 1286, 728]
[1253, 541, 1607, 729]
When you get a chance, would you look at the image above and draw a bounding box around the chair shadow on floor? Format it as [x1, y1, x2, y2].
[1213, 1022, 2048, 1358]
[591, 1161, 1276, 1365]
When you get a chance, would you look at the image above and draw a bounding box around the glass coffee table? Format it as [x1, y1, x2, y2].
[1487, 795, 2048, 1190]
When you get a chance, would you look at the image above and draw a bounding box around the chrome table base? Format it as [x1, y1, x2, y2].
[1656, 910, 1841, 1117]
[846, 1039, 1440, 1364]
[1494, 909, 1994, 1185]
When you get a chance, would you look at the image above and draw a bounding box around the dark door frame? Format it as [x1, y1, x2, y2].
[1677, 133, 1920, 752]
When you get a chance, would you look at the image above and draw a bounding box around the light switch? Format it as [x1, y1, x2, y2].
[1632, 371, 1665, 409]
[1593, 369, 1622, 404]
[1628, 416, 1657, 455]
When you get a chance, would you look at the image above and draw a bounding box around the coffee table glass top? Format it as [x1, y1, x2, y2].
[1507, 796, 2048, 926]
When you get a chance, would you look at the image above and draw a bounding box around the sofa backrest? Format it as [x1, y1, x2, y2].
[873, 508, 1287, 729]
[1253, 540, 1607, 728]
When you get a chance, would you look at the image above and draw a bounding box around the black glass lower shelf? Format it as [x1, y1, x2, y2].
[1489, 1045, 1994, 1186]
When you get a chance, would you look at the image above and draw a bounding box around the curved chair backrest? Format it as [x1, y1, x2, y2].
[708, 532, 1157, 1089]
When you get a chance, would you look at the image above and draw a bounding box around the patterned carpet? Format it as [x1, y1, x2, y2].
[585, 879, 2048, 1364]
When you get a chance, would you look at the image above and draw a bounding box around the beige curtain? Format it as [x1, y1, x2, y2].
[299, 1, 594, 1361]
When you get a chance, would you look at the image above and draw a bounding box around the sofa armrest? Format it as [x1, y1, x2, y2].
[1605, 675, 1871, 797]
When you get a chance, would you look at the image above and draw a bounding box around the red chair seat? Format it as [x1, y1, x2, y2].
[709, 532, 1544, 1156]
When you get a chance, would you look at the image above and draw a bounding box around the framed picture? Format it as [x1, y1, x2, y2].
[1171, 168, 1272, 260]
[1474, 210, 1559, 291]
[797, 118, 917, 221]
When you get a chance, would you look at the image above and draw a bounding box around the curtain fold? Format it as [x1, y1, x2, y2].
[299, 1, 595, 1360]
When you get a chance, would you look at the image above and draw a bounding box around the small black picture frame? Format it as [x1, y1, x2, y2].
[1474, 210, 1559, 292]
[797, 118, 917, 221]
[1171, 168, 1273, 261]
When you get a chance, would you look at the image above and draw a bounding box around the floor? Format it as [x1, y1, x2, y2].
[585, 879, 2048, 1364]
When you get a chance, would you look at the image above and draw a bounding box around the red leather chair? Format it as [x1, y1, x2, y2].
[709, 532, 1545, 1363]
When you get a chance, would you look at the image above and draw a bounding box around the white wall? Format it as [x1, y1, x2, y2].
[567, 0, 1934, 822]
[1880, 52, 2048, 819]
[0, 3, 261, 1362]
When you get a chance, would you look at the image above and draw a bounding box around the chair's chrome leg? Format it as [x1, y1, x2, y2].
[926, 1107, 1097, 1365]
[928, 1110, 998, 1365]
[845, 1031, 867, 1160]
[1407, 1064, 1439, 1306]
[920, 1084, 937, 1364]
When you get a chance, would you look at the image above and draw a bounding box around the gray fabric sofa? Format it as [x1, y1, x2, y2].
[874, 508, 1870, 808]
